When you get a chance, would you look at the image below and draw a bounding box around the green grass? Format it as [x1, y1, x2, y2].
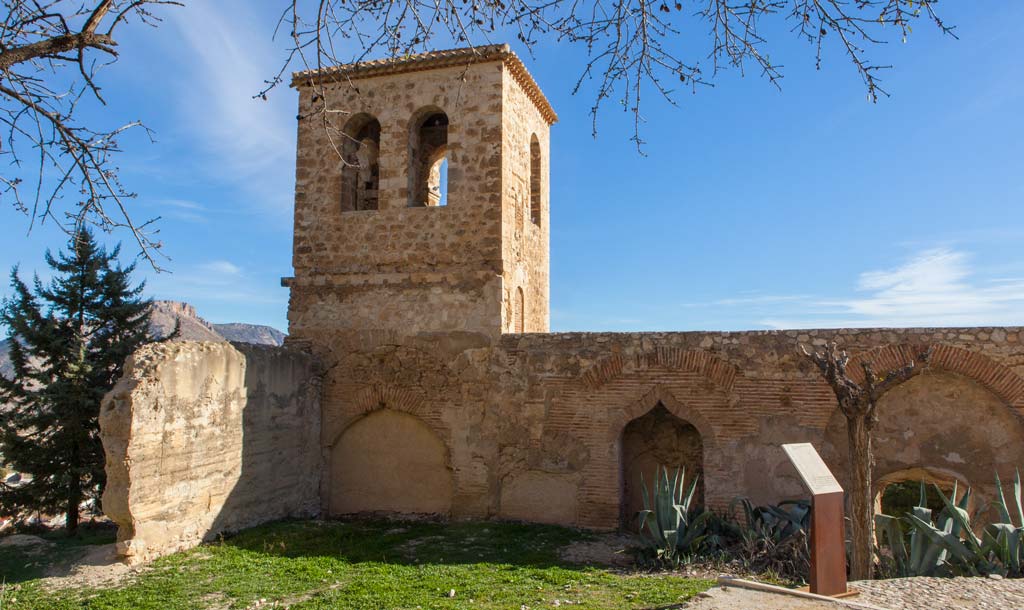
[2, 519, 713, 609]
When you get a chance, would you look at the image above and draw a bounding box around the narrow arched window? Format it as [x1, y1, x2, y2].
[340, 114, 381, 212]
[409, 110, 449, 207]
[529, 134, 541, 226]
[515, 287, 525, 333]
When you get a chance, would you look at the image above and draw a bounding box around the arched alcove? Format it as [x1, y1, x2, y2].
[620, 402, 704, 529]
[823, 371, 1024, 518]
[409, 109, 449, 207]
[339, 114, 381, 212]
[329, 409, 453, 515]
[874, 467, 970, 519]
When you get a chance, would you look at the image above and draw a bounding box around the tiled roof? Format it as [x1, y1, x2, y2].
[291, 44, 557, 125]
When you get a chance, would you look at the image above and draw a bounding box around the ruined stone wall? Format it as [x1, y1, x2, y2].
[501, 65, 550, 333]
[315, 326, 1024, 530]
[279, 47, 1024, 536]
[100, 342, 321, 563]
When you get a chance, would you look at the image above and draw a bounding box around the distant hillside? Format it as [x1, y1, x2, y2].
[0, 301, 286, 379]
[150, 301, 223, 342]
[213, 323, 286, 346]
[149, 300, 286, 346]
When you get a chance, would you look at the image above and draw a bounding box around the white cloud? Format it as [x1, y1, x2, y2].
[162, 199, 205, 211]
[758, 249, 1024, 329]
[145, 259, 281, 306]
[152, 198, 208, 223]
[165, 2, 295, 208]
[198, 260, 242, 276]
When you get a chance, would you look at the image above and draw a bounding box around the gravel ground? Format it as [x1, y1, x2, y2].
[682, 586, 868, 610]
[685, 577, 1024, 610]
[850, 576, 1024, 609]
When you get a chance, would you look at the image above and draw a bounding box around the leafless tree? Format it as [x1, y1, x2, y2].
[270, 0, 955, 150]
[1, 0, 179, 269]
[800, 341, 932, 580]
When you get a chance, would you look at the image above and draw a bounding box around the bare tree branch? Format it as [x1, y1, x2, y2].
[0, 0, 181, 270]
[272, 1, 955, 151]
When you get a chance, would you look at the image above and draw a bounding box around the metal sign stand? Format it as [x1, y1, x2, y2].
[782, 442, 850, 597]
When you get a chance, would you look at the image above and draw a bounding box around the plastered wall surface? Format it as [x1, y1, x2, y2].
[100, 342, 321, 563]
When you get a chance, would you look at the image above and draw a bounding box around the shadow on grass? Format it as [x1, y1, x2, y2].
[217, 517, 608, 568]
[0, 521, 117, 584]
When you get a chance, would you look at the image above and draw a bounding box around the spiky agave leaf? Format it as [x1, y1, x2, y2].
[905, 513, 976, 565]
[1015, 469, 1024, 527]
[932, 484, 982, 552]
[995, 471, 1014, 525]
[875, 513, 909, 575]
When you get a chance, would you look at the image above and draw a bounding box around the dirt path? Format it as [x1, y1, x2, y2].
[40, 542, 137, 589]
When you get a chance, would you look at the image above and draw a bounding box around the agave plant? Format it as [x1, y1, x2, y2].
[729, 497, 811, 581]
[731, 497, 811, 543]
[636, 465, 711, 565]
[875, 481, 964, 577]
[875, 473, 1024, 578]
[983, 469, 1024, 576]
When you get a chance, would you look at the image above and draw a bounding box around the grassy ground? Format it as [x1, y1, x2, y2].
[1, 519, 714, 609]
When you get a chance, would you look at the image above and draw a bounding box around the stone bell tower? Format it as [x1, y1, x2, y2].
[283, 45, 557, 342]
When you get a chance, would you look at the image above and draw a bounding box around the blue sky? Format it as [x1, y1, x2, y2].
[1, 2, 1022, 333]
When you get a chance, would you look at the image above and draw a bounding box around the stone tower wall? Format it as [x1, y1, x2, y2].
[501, 66, 551, 333]
[288, 61, 509, 338]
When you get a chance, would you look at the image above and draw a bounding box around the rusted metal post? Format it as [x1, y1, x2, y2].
[782, 443, 848, 597]
[809, 490, 847, 596]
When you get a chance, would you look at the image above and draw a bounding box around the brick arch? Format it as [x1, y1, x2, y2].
[609, 384, 720, 452]
[327, 384, 448, 448]
[569, 373, 737, 526]
[581, 348, 739, 395]
[847, 343, 1024, 410]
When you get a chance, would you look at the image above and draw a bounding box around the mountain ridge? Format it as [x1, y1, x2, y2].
[0, 301, 286, 379]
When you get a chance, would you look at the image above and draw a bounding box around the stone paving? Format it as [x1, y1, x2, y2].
[687, 577, 1024, 610]
[850, 576, 1024, 609]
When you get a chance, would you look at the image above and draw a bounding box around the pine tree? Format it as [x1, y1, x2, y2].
[0, 230, 159, 534]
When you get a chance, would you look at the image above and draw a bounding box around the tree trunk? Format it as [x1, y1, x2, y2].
[66, 476, 80, 535]
[847, 414, 873, 580]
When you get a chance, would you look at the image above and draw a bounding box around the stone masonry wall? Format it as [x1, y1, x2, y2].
[313, 326, 1024, 530]
[288, 61, 509, 338]
[501, 63, 550, 333]
[100, 341, 321, 563]
[284, 48, 1024, 536]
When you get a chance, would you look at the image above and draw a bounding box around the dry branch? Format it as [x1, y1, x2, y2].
[272, 0, 955, 151]
[0, 0, 180, 269]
